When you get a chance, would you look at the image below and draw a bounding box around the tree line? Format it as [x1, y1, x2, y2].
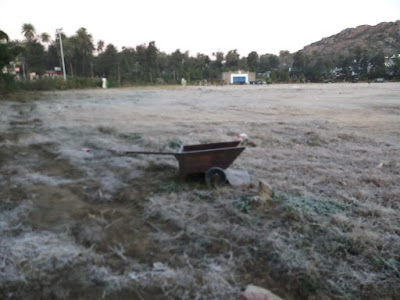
[2, 24, 289, 85]
[291, 47, 400, 82]
[1, 23, 400, 89]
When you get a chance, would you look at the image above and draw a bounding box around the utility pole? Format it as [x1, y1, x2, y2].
[57, 28, 67, 81]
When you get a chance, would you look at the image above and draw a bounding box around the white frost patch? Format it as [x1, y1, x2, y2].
[21, 134, 54, 146]
[0, 201, 33, 232]
[24, 173, 76, 186]
[0, 201, 91, 283]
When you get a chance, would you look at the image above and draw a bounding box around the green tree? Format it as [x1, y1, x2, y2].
[306, 57, 325, 81]
[119, 47, 137, 83]
[45, 44, 59, 70]
[314, 56, 334, 81]
[0, 30, 23, 70]
[199, 53, 211, 79]
[259, 54, 271, 72]
[97, 40, 104, 52]
[21, 23, 36, 41]
[96, 43, 119, 78]
[225, 49, 240, 70]
[391, 57, 400, 78]
[292, 51, 306, 79]
[40, 32, 50, 43]
[279, 50, 291, 68]
[213, 51, 224, 63]
[271, 69, 289, 82]
[209, 51, 224, 81]
[359, 50, 370, 79]
[169, 49, 185, 82]
[247, 51, 259, 72]
[40, 32, 51, 51]
[73, 28, 94, 76]
[62, 36, 77, 76]
[0, 31, 24, 90]
[183, 55, 195, 82]
[23, 40, 46, 75]
[352, 46, 363, 75]
[269, 54, 279, 69]
[55, 28, 95, 77]
[135, 44, 148, 82]
[369, 51, 386, 78]
[0, 30, 9, 42]
[157, 51, 169, 82]
[336, 54, 354, 80]
[146, 41, 158, 83]
[189, 53, 210, 82]
[238, 57, 248, 70]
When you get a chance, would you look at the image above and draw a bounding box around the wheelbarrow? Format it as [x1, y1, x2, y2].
[125, 141, 245, 186]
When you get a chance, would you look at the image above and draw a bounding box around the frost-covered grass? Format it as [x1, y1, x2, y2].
[1, 84, 399, 299]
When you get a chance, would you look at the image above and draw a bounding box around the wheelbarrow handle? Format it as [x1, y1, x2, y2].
[125, 151, 178, 156]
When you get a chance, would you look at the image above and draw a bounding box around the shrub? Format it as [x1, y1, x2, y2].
[8, 77, 102, 91]
[0, 74, 17, 92]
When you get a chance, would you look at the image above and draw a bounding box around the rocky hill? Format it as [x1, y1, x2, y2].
[300, 20, 400, 57]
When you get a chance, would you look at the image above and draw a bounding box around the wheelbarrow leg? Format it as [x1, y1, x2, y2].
[205, 167, 227, 187]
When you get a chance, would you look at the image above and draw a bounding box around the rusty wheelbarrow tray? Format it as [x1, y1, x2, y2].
[125, 141, 245, 185]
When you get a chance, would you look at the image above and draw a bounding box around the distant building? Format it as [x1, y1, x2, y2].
[44, 70, 63, 77]
[222, 70, 255, 84]
[258, 71, 271, 78]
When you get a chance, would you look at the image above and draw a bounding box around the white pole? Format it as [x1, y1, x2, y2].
[57, 28, 67, 81]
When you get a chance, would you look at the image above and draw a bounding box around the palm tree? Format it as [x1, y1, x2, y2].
[21, 23, 36, 41]
[75, 28, 94, 76]
[62, 37, 76, 76]
[40, 32, 51, 50]
[40, 32, 50, 43]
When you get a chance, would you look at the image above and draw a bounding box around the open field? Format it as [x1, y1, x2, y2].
[1, 83, 399, 299]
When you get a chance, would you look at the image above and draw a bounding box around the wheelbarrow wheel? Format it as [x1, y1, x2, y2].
[205, 167, 227, 187]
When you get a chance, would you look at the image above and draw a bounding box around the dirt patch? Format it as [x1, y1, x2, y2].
[1, 83, 400, 299]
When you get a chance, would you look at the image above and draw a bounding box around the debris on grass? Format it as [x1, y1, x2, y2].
[239, 284, 284, 300]
[225, 168, 251, 186]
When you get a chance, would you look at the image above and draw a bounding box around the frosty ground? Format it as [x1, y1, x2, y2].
[0, 83, 399, 299]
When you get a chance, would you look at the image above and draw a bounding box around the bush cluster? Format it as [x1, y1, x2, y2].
[0, 75, 102, 92]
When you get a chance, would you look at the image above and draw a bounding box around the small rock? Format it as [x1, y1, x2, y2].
[238, 285, 284, 300]
[249, 180, 278, 208]
[258, 180, 272, 201]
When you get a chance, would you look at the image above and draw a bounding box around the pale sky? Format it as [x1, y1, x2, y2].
[1, 0, 399, 56]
